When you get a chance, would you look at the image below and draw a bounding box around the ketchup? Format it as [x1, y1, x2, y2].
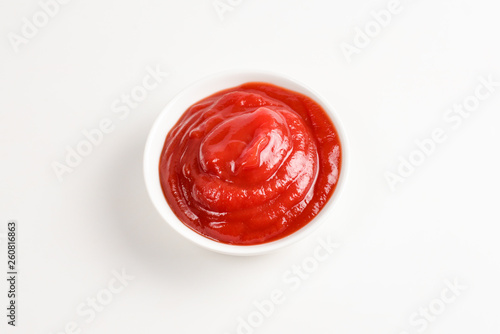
[159, 82, 342, 245]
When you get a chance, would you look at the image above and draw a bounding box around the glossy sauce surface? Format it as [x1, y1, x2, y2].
[159, 82, 341, 245]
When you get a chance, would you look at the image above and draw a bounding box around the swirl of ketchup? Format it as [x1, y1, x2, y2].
[159, 82, 341, 245]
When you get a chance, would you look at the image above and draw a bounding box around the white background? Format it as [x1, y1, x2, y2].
[1, 0, 500, 333]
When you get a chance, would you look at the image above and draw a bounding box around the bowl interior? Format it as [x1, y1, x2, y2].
[144, 70, 348, 255]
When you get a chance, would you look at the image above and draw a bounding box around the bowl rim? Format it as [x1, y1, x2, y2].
[143, 69, 349, 256]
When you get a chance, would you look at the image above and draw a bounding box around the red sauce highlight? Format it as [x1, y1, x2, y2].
[159, 82, 342, 245]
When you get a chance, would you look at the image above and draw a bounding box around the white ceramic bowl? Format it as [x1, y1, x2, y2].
[143, 70, 349, 256]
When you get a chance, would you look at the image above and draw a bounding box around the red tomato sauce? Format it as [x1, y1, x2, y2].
[159, 82, 342, 245]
